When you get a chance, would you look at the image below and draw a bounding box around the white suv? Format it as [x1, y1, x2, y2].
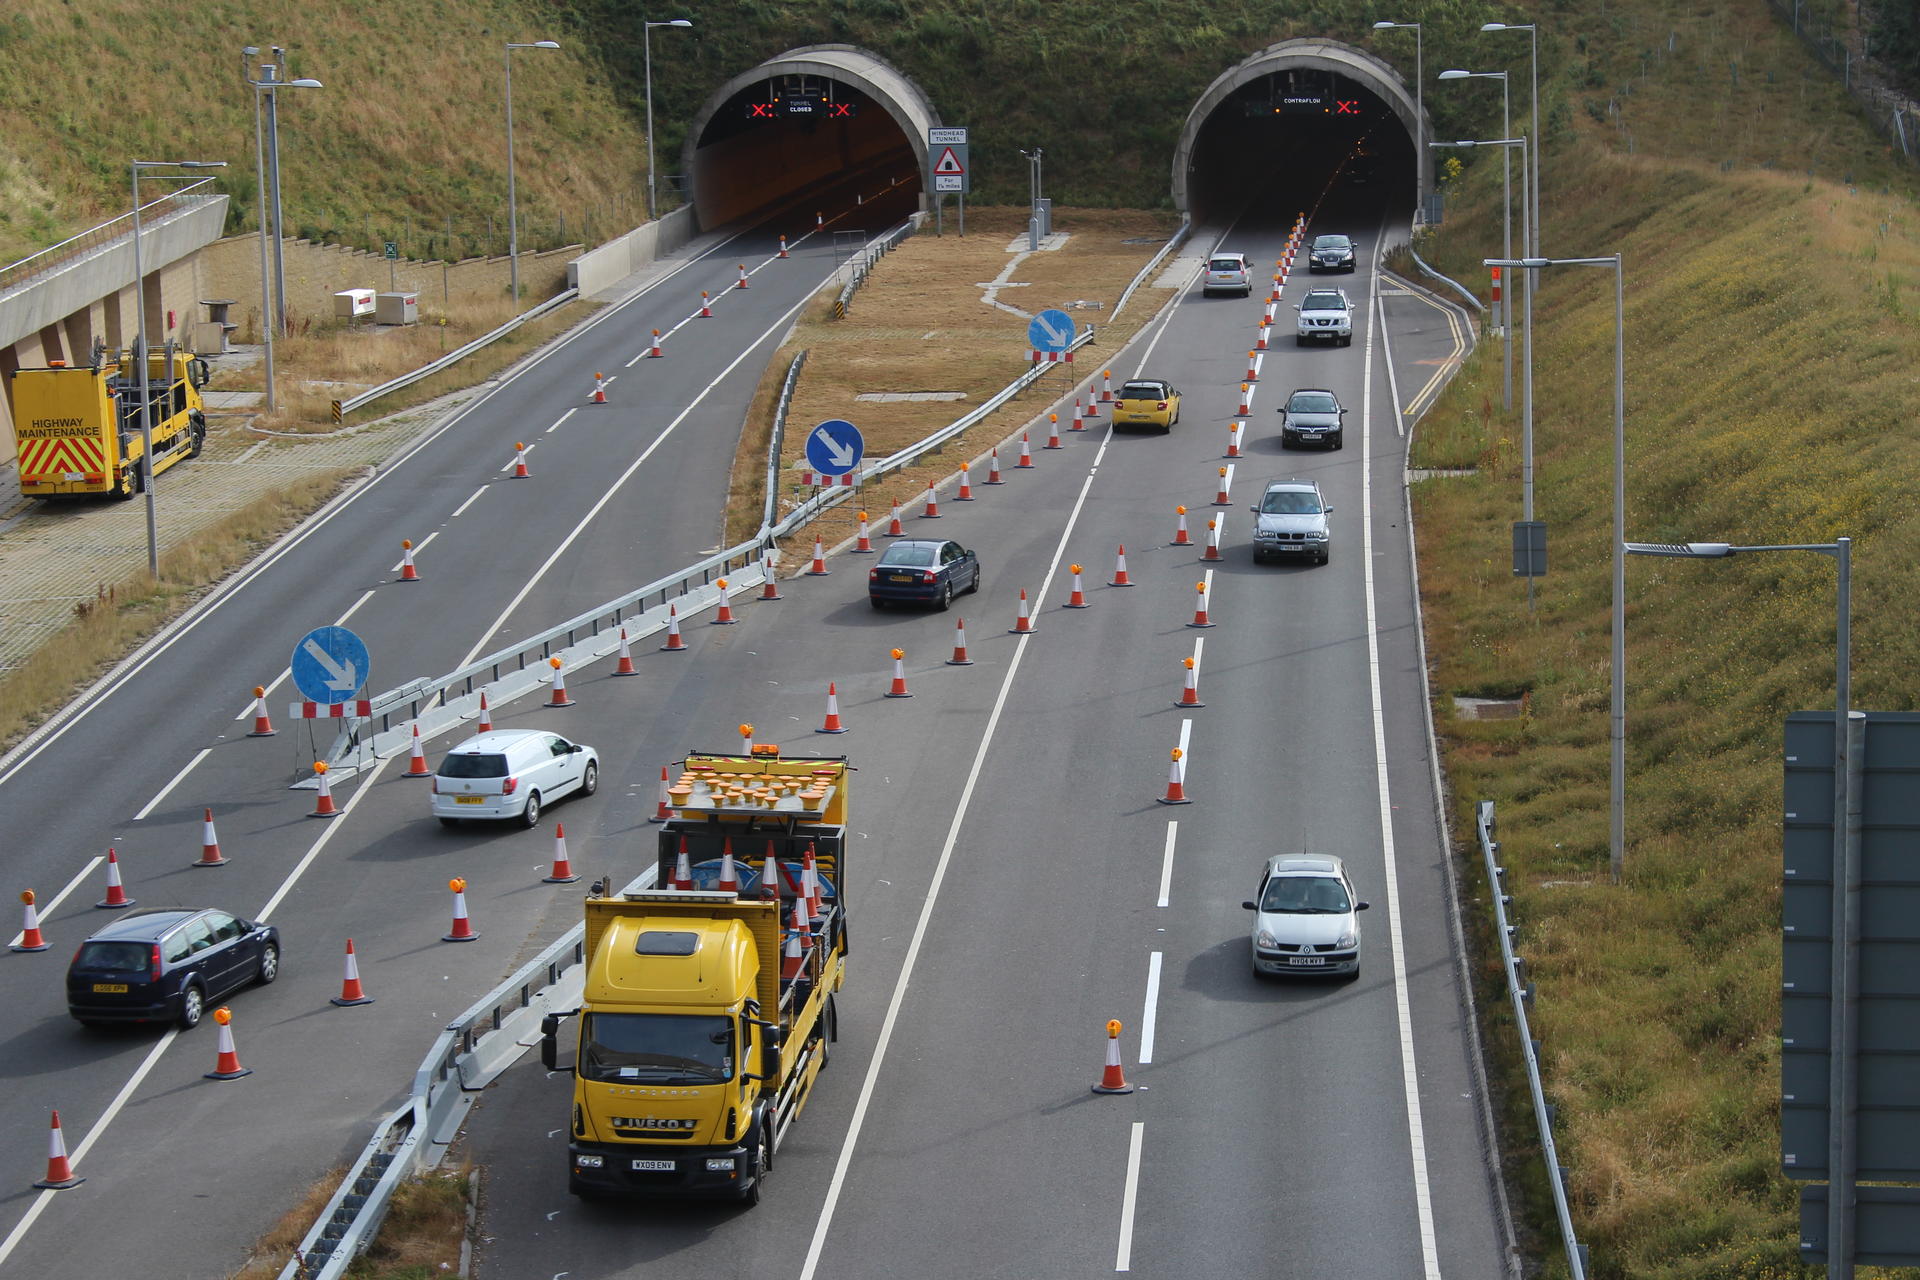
[1295, 289, 1353, 347]
[1203, 252, 1252, 297]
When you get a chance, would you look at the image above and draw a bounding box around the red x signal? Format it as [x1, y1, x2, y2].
[829, 101, 853, 118]
[749, 101, 774, 118]
[1335, 100, 1359, 115]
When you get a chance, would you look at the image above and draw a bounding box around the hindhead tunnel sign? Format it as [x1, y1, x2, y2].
[929, 131, 970, 194]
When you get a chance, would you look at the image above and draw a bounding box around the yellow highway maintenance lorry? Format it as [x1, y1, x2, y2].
[9, 343, 209, 499]
[542, 747, 849, 1204]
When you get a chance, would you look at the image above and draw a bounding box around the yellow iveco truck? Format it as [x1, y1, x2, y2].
[10, 343, 209, 499]
[542, 747, 849, 1205]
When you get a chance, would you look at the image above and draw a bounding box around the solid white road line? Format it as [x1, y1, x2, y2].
[1175, 717, 1191, 781]
[7, 854, 103, 947]
[1363, 250, 1444, 1280]
[132, 748, 210, 820]
[1377, 287, 1407, 440]
[1156, 821, 1177, 909]
[1139, 951, 1163, 1065]
[1114, 1121, 1146, 1272]
[450, 485, 488, 519]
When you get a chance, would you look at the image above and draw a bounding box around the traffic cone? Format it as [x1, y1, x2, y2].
[1063, 565, 1090, 609]
[1214, 466, 1232, 506]
[806, 537, 830, 575]
[1171, 506, 1191, 547]
[985, 448, 1005, 484]
[546, 656, 574, 707]
[759, 550, 783, 600]
[331, 939, 375, 1006]
[204, 1007, 252, 1080]
[816, 210, 824, 228]
[591, 372, 608, 404]
[1109, 545, 1134, 587]
[778, 235, 789, 258]
[760, 842, 780, 901]
[96, 848, 134, 909]
[650, 766, 673, 821]
[1016, 433, 1035, 468]
[792, 895, 814, 950]
[476, 690, 494, 731]
[957, 464, 974, 501]
[544, 823, 580, 883]
[444, 878, 478, 941]
[12, 891, 48, 952]
[922, 483, 941, 519]
[1176, 655, 1204, 708]
[196, 807, 227, 867]
[612, 627, 638, 675]
[1009, 589, 1036, 635]
[1091, 1020, 1136, 1094]
[804, 843, 824, 917]
[817, 682, 849, 734]
[1238, 383, 1251, 416]
[647, 328, 663, 357]
[1203, 518, 1223, 563]
[33, 1112, 84, 1189]
[717, 839, 741, 893]
[849, 512, 874, 553]
[1068, 398, 1086, 432]
[946, 617, 974, 665]
[737, 264, 750, 289]
[885, 648, 912, 698]
[699, 290, 712, 318]
[673, 839, 695, 891]
[712, 579, 738, 624]
[1189, 582, 1215, 629]
[1159, 747, 1191, 805]
[1100, 368, 1114, 402]
[512, 442, 530, 478]
[659, 604, 687, 651]
[1044, 414, 1063, 450]
[247, 686, 275, 737]
[1255, 326, 1268, 351]
[1081, 396, 1101, 427]
[1226, 422, 1243, 459]
[311, 761, 342, 818]
[885, 504, 905, 537]
[404, 723, 432, 776]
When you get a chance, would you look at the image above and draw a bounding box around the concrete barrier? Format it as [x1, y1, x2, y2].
[568, 207, 697, 298]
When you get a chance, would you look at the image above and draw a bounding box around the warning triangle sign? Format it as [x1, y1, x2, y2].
[933, 147, 965, 175]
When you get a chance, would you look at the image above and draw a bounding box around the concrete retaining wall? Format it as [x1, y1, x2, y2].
[567, 207, 696, 298]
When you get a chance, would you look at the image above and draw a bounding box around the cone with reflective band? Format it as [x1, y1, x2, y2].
[759, 551, 783, 600]
[717, 839, 741, 893]
[1009, 589, 1036, 635]
[1091, 1020, 1136, 1094]
[792, 895, 813, 950]
[817, 682, 850, 734]
[247, 686, 276, 737]
[647, 328, 663, 357]
[1044, 414, 1063, 450]
[12, 891, 48, 952]
[1189, 581, 1215, 629]
[33, 1112, 83, 1189]
[204, 1007, 252, 1080]
[698, 290, 712, 317]
[660, 604, 687, 651]
[817, 210, 824, 227]
[405, 723, 431, 776]
[1176, 656, 1204, 708]
[808, 537, 830, 576]
[1203, 518, 1224, 563]
[1226, 422, 1242, 459]
[712, 579, 738, 625]
[1214, 467, 1232, 506]
[1068, 398, 1087, 432]
[546, 656, 574, 707]
[1063, 565, 1090, 609]
[946, 617, 974, 665]
[591, 372, 607, 404]
[613, 628, 638, 675]
[650, 766, 673, 822]
[778, 235, 789, 258]
[96, 848, 134, 909]
[307, 759, 342, 818]
[885, 648, 912, 698]
[512, 442, 530, 478]
[985, 448, 1004, 484]
[885, 504, 904, 537]
[957, 465, 974, 501]
[1255, 326, 1268, 351]
[331, 939, 375, 1006]
[1171, 506, 1191, 547]
[1110, 545, 1135, 587]
[477, 691, 494, 731]
[737, 264, 750, 289]
[922, 483, 941, 519]
[1100, 368, 1114, 402]
[544, 822, 580, 883]
[1159, 747, 1192, 805]
[673, 839, 695, 891]
[804, 843, 823, 917]
[760, 843, 780, 900]
[196, 807, 228, 866]
[853, 513, 874, 552]
[784, 920, 803, 963]
[1016, 433, 1035, 468]
[400, 538, 421, 581]
[444, 878, 479, 941]
[1237, 383, 1251, 415]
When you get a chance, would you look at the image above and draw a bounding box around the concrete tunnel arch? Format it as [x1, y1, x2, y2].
[1173, 38, 1429, 215]
[683, 45, 942, 231]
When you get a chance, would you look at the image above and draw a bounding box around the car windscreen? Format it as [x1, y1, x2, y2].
[1313, 236, 1350, 251]
[1261, 491, 1323, 515]
[1119, 383, 1167, 400]
[1260, 875, 1351, 913]
[1288, 394, 1338, 413]
[880, 545, 936, 568]
[1303, 294, 1345, 311]
[439, 752, 510, 778]
[1208, 258, 1245, 272]
[580, 1012, 735, 1084]
[74, 941, 151, 972]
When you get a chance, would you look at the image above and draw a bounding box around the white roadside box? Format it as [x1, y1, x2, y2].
[375, 292, 419, 325]
[333, 288, 376, 319]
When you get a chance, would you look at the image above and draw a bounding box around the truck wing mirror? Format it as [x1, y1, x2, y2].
[539, 1008, 579, 1073]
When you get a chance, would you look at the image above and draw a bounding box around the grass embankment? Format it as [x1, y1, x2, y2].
[1409, 1, 1920, 1275]
[227, 1168, 471, 1280]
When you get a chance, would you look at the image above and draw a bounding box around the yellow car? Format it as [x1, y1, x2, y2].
[1112, 378, 1182, 431]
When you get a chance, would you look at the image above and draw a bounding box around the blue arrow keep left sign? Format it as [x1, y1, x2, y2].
[1028, 308, 1074, 352]
[291, 626, 370, 703]
[806, 419, 864, 476]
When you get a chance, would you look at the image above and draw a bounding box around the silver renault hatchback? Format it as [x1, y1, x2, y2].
[1243, 855, 1369, 979]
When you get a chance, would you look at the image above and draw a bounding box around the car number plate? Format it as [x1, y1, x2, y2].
[1287, 956, 1326, 967]
[631, 1159, 675, 1172]
[889, 574, 914, 583]
[454, 795, 486, 805]
[1279, 544, 1302, 552]
[93, 982, 129, 993]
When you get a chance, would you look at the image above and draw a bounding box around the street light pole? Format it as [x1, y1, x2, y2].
[504, 40, 561, 307]
[1484, 23, 1542, 254]
[1372, 23, 1424, 192]
[1440, 70, 1513, 411]
[243, 50, 321, 410]
[643, 20, 693, 223]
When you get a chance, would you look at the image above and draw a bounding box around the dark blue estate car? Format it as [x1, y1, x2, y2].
[867, 538, 981, 610]
[66, 908, 281, 1030]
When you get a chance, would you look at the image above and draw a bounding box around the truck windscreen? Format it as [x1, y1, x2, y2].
[582, 1013, 734, 1084]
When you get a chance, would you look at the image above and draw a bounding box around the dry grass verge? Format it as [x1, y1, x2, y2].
[226, 1165, 471, 1280]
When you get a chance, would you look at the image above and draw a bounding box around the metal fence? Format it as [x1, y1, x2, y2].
[1764, 0, 1920, 163]
[0, 184, 222, 296]
[333, 287, 580, 422]
[832, 216, 917, 319]
[1110, 217, 1191, 323]
[1475, 800, 1589, 1279]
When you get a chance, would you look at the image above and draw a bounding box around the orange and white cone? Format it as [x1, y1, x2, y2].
[885, 648, 912, 698]
[477, 690, 494, 731]
[1044, 414, 1063, 450]
[712, 579, 738, 625]
[1016, 433, 1035, 468]
[613, 627, 638, 675]
[985, 448, 1005, 484]
[399, 540, 420, 584]
[659, 605, 687, 651]
[853, 512, 874, 553]
[247, 686, 276, 737]
[404, 723, 432, 777]
[717, 839, 741, 893]
[1203, 518, 1224, 563]
[759, 550, 783, 600]
[760, 842, 781, 901]
[196, 807, 227, 867]
[331, 939, 375, 1006]
[737, 264, 750, 289]
[957, 464, 974, 501]
[1063, 564, 1090, 609]
[546, 656, 574, 707]
[96, 847, 134, 909]
[1109, 545, 1135, 587]
[1176, 655, 1204, 708]
[1188, 581, 1215, 629]
[817, 682, 850, 734]
[1091, 1020, 1136, 1094]
[1158, 747, 1191, 805]
[1069, 397, 1088, 431]
[204, 1007, 252, 1080]
[33, 1111, 84, 1189]
[1237, 383, 1251, 415]
[698, 290, 712, 318]
[444, 878, 478, 941]
[647, 328, 663, 357]
[1255, 325, 1268, 351]
[1171, 506, 1191, 547]
[650, 766, 673, 822]
[885, 504, 905, 537]
[591, 372, 608, 404]
[544, 822, 580, 883]
[816, 210, 824, 228]
[512, 442, 530, 478]
[922, 483, 941, 518]
[778, 235, 789, 258]
[792, 895, 814, 951]
[12, 891, 49, 952]
[807, 537, 830, 576]
[311, 761, 341, 818]
[1226, 422, 1242, 459]
[1100, 368, 1114, 402]
[1214, 466, 1233, 506]
[804, 843, 824, 917]
[1009, 589, 1036, 635]
[946, 617, 974, 666]
[672, 839, 695, 891]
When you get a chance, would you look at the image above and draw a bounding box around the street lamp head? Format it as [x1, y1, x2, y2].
[243, 45, 260, 56]
[1438, 69, 1471, 80]
[533, 39, 560, 48]
[1482, 21, 1536, 31]
[1623, 542, 1735, 558]
[668, 19, 692, 27]
[287, 78, 323, 88]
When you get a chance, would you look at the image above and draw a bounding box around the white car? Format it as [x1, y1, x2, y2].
[1203, 252, 1252, 297]
[431, 729, 600, 828]
[1295, 289, 1353, 347]
[1243, 855, 1369, 979]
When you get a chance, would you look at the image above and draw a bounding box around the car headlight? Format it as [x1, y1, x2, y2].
[575, 1155, 605, 1169]
[705, 1157, 737, 1172]
[1335, 928, 1358, 949]
[1255, 930, 1279, 949]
